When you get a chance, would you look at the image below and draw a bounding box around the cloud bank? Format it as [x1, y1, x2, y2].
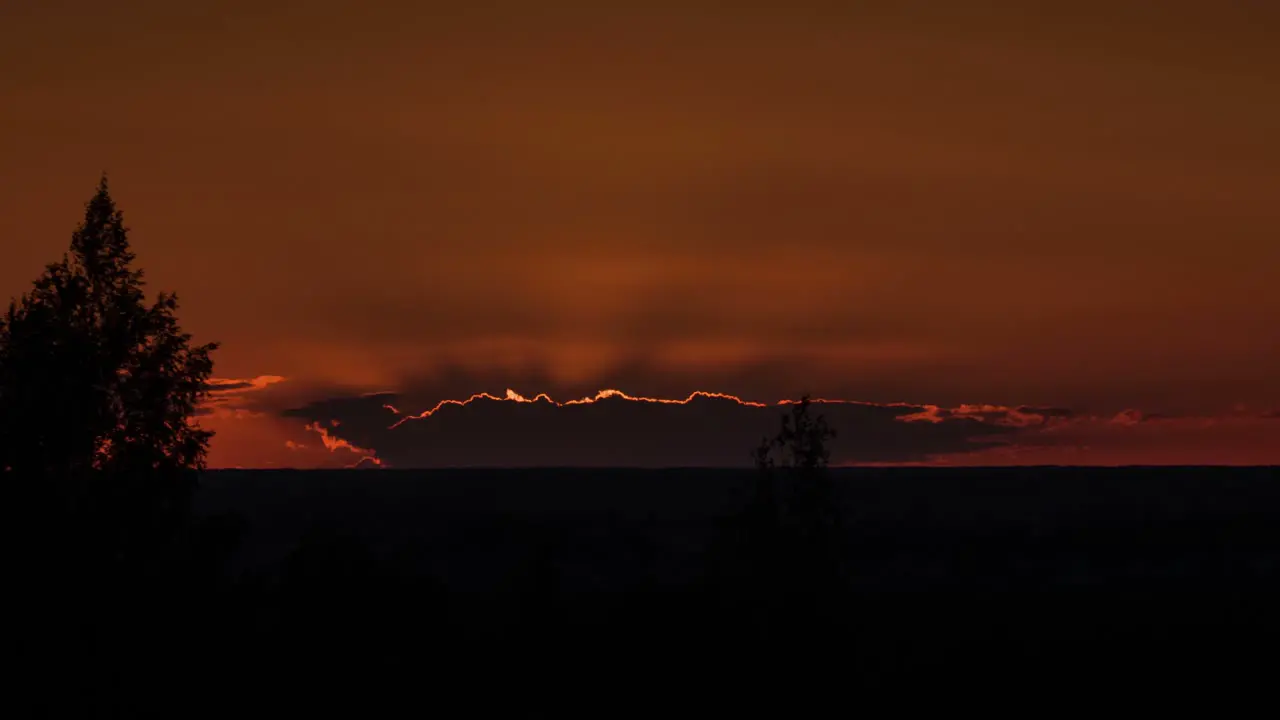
[279, 388, 1073, 467]
[198, 377, 1280, 468]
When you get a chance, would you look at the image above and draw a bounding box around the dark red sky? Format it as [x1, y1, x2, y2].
[3, 1, 1278, 466]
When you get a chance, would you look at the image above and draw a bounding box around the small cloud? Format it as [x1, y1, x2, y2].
[1110, 409, 1145, 426]
[207, 375, 286, 394]
[899, 403, 1071, 428]
[304, 421, 384, 468]
[200, 375, 288, 419]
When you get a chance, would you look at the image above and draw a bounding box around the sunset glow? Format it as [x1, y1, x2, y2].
[5, 2, 1278, 468]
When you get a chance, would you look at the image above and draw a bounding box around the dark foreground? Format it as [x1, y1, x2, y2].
[18, 466, 1280, 715]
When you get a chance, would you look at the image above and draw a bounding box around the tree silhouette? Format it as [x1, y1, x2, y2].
[736, 395, 843, 642]
[0, 176, 217, 545]
[752, 394, 839, 538]
[703, 397, 842, 642]
[3, 177, 222, 716]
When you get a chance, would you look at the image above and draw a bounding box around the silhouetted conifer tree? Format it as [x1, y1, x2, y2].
[3, 176, 221, 716]
[0, 176, 217, 558]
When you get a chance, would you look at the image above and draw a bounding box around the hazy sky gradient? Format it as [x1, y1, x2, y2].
[4, 1, 1278, 465]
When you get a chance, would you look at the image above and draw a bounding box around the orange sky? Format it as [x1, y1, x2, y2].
[3, 1, 1278, 466]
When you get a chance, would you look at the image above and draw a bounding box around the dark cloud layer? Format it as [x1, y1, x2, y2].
[197, 374, 1280, 468]
[265, 386, 1280, 468]
[281, 391, 1047, 466]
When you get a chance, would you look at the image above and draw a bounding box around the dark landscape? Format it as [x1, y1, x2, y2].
[7, 3, 1280, 717]
[23, 465, 1280, 715]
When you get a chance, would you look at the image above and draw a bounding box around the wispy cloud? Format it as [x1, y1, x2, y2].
[303, 421, 384, 468]
[198, 375, 288, 418]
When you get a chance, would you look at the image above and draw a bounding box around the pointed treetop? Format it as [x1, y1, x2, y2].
[1, 175, 220, 477]
[72, 174, 134, 281]
[89, 172, 114, 213]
